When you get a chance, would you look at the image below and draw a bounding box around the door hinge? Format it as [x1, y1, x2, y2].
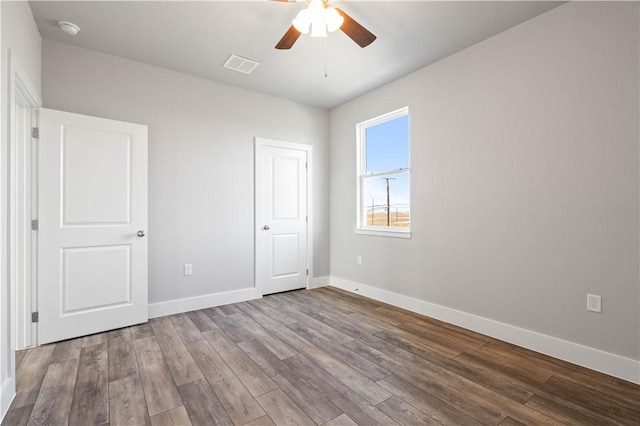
[305, 216, 308, 223]
[305, 162, 308, 170]
[306, 268, 309, 276]
[31, 127, 39, 139]
[31, 219, 38, 231]
[31, 312, 39, 323]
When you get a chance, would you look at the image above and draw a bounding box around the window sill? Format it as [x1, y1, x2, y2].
[355, 228, 412, 239]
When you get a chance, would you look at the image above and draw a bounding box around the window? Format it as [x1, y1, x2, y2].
[356, 107, 410, 238]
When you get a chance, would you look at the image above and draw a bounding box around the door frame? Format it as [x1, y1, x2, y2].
[254, 137, 313, 295]
[8, 50, 41, 352]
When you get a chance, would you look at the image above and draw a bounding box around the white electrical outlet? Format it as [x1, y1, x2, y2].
[357, 255, 362, 265]
[587, 294, 601, 313]
[184, 264, 193, 276]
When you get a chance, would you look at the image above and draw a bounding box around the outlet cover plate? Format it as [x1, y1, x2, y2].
[587, 294, 601, 313]
[184, 264, 193, 276]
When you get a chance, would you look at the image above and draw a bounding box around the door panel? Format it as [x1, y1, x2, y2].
[256, 139, 309, 295]
[63, 126, 131, 225]
[38, 108, 148, 344]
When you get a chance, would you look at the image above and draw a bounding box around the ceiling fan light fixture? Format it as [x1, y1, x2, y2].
[310, 16, 328, 37]
[324, 7, 344, 32]
[292, 8, 311, 34]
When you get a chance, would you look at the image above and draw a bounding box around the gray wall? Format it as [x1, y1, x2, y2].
[329, 1, 639, 359]
[42, 40, 330, 304]
[0, 0, 42, 417]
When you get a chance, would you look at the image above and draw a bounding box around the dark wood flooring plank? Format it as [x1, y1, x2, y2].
[81, 333, 107, 347]
[151, 320, 189, 357]
[525, 394, 619, 426]
[255, 388, 315, 425]
[434, 353, 534, 404]
[211, 314, 256, 343]
[355, 334, 556, 425]
[372, 328, 462, 358]
[246, 312, 392, 405]
[323, 413, 359, 426]
[402, 317, 490, 347]
[132, 336, 165, 364]
[265, 296, 354, 344]
[164, 348, 204, 386]
[170, 313, 204, 343]
[27, 359, 78, 426]
[484, 338, 639, 397]
[184, 339, 235, 385]
[133, 335, 183, 417]
[150, 406, 192, 426]
[284, 307, 355, 345]
[542, 375, 640, 424]
[109, 375, 150, 426]
[218, 303, 242, 316]
[287, 322, 390, 382]
[299, 289, 368, 314]
[210, 376, 266, 425]
[239, 338, 342, 424]
[13, 345, 55, 409]
[345, 339, 505, 425]
[204, 329, 278, 397]
[376, 395, 442, 425]
[15, 350, 27, 370]
[130, 322, 154, 340]
[69, 343, 109, 425]
[285, 355, 398, 426]
[242, 415, 276, 426]
[396, 320, 485, 354]
[245, 299, 296, 326]
[469, 345, 553, 384]
[108, 330, 139, 381]
[185, 310, 218, 332]
[499, 417, 527, 426]
[1, 404, 33, 426]
[178, 378, 232, 426]
[49, 338, 81, 364]
[230, 312, 297, 360]
[377, 375, 484, 426]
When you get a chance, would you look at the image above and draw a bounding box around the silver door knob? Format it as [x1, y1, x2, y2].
[263, 225, 270, 230]
[137, 230, 146, 237]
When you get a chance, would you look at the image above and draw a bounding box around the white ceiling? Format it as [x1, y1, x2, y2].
[29, 1, 563, 109]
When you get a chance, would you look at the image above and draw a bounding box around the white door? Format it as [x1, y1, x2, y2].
[38, 109, 148, 344]
[255, 138, 310, 295]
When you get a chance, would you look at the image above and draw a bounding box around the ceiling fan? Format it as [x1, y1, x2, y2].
[273, 0, 377, 50]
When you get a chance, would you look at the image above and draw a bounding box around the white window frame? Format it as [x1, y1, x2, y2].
[356, 106, 411, 238]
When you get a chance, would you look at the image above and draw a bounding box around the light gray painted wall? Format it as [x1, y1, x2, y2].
[1, 2, 41, 93]
[42, 40, 330, 304]
[329, 1, 639, 359]
[0, 1, 42, 418]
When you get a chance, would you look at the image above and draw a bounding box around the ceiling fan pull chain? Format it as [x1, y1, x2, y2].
[324, 36, 329, 78]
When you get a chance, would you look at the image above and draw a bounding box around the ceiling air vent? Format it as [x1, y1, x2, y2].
[223, 54, 259, 74]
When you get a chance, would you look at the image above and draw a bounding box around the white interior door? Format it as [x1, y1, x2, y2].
[255, 138, 310, 295]
[38, 108, 148, 344]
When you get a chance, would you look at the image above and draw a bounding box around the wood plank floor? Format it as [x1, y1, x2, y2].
[3, 287, 639, 425]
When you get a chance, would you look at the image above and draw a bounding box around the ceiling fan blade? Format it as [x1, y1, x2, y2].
[335, 7, 376, 48]
[275, 25, 301, 49]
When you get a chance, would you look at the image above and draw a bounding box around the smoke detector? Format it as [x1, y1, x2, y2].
[58, 21, 80, 36]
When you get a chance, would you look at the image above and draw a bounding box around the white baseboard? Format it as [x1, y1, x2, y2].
[310, 275, 331, 289]
[149, 287, 261, 318]
[1, 377, 15, 423]
[329, 276, 640, 385]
